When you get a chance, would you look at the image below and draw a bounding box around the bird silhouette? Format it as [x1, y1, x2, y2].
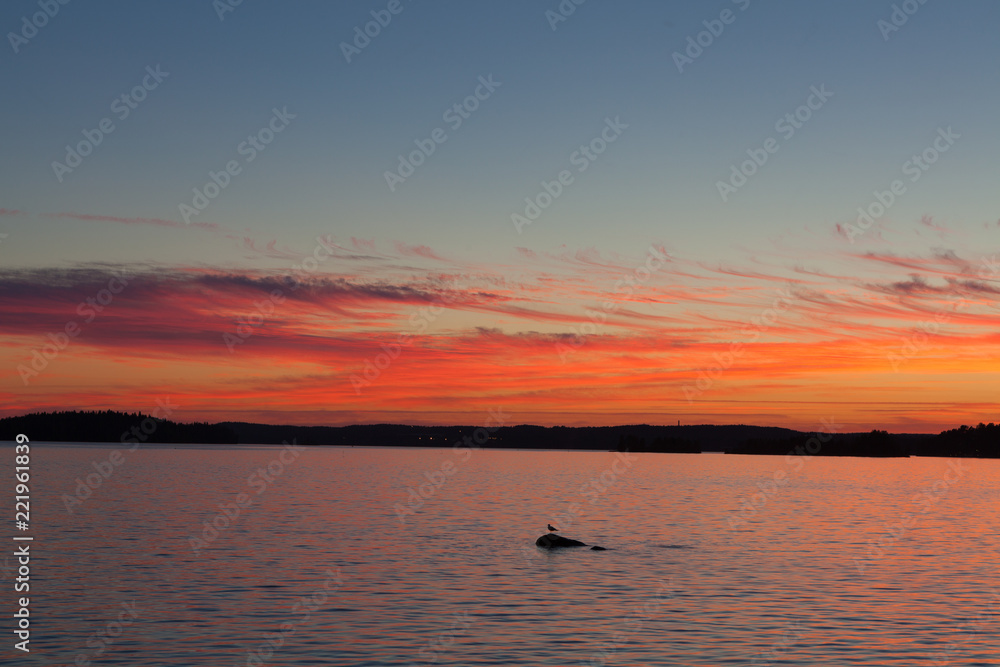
[548, 524, 558, 532]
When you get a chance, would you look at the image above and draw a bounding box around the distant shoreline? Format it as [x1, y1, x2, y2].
[2, 410, 998, 458]
[7, 442, 1000, 462]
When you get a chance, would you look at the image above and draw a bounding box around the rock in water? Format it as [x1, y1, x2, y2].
[535, 534, 607, 550]
[536, 534, 587, 548]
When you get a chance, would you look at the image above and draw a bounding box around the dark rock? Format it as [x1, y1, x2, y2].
[535, 534, 607, 550]
[536, 534, 587, 548]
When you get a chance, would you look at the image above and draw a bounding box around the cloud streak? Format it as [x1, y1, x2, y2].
[2, 216, 998, 430]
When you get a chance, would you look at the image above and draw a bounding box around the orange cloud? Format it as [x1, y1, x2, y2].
[2, 224, 998, 431]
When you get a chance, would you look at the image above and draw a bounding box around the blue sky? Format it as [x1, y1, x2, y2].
[3, 0, 998, 267]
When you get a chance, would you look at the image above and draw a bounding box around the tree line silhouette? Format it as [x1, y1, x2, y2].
[0, 410, 237, 444]
[0, 411, 996, 458]
[730, 425, 999, 458]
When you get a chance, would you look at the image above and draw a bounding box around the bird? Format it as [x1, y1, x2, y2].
[548, 524, 558, 532]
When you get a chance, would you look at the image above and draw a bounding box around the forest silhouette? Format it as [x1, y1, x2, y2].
[1, 411, 997, 458]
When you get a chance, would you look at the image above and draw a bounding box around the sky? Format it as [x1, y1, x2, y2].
[1, 0, 999, 431]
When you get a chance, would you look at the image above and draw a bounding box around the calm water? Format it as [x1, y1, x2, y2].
[3, 444, 1000, 666]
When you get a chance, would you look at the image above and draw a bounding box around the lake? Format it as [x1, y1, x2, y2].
[4, 443, 1000, 666]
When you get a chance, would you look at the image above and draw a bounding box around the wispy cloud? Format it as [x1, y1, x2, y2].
[2, 212, 998, 430]
[45, 211, 229, 234]
[393, 242, 447, 261]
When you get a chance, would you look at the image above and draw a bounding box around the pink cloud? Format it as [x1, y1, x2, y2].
[351, 237, 376, 252]
[393, 242, 445, 261]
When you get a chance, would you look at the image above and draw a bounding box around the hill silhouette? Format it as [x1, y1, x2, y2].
[0, 411, 996, 458]
[728, 429, 909, 457]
